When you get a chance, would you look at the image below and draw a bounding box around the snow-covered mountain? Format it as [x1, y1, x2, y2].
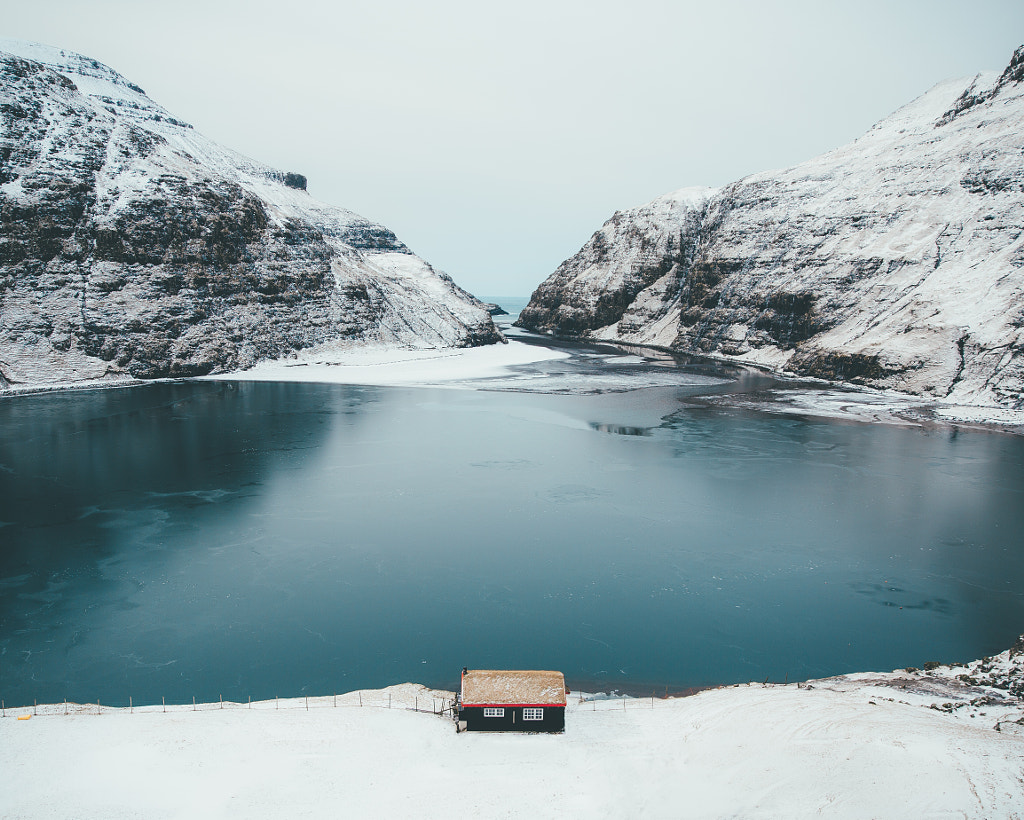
[518, 46, 1024, 410]
[0, 40, 501, 388]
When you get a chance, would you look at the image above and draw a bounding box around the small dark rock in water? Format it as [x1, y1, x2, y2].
[481, 303, 509, 316]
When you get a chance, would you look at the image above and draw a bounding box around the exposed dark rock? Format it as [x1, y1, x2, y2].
[284, 172, 307, 191]
[517, 190, 711, 337]
[786, 350, 902, 385]
[0, 43, 501, 388]
[937, 45, 1024, 126]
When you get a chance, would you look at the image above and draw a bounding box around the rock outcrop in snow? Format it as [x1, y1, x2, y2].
[0, 40, 501, 389]
[518, 46, 1024, 410]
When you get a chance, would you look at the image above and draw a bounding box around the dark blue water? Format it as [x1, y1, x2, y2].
[2, 363, 1023, 706]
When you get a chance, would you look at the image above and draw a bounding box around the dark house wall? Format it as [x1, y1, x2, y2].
[461, 705, 565, 733]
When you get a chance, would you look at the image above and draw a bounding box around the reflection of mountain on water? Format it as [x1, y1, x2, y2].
[3, 372, 1024, 712]
[0, 381, 364, 528]
[0, 381, 370, 703]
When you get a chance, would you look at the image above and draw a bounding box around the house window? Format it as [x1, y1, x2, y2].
[483, 707, 504, 717]
[523, 708, 544, 721]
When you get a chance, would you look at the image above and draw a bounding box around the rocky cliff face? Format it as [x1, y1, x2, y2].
[518, 46, 1024, 410]
[0, 40, 501, 389]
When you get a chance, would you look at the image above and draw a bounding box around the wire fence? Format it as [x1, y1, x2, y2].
[0, 688, 459, 720]
[1, 688, 712, 721]
[575, 693, 688, 711]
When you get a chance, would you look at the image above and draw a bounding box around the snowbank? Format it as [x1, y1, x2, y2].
[202, 338, 570, 388]
[691, 383, 1024, 432]
[3, 649, 1021, 819]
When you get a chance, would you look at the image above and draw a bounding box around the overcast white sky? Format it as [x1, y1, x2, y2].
[4, 1, 1023, 297]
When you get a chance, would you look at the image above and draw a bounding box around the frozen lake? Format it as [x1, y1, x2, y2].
[2, 328, 1024, 706]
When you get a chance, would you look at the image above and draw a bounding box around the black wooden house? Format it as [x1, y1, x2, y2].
[457, 669, 567, 733]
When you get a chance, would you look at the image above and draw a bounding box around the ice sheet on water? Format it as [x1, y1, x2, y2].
[450, 345, 734, 395]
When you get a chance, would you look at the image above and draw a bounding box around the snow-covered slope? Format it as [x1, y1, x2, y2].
[520, 187, 715, 347]
[0, 40, 501, 389]
[518, 46, 1024, 410]
[2, 641, 1022, 818]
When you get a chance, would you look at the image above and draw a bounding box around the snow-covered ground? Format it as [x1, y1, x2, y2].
[202, 338, 570, 388]
[3, 646, 1022, 819]
[201, 332, 1024, 432]
[8, 328, 1023, 433]
[690, 381, 1024, 432]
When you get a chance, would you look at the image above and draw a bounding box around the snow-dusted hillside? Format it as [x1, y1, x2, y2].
[518, 46, 1024, 410]
[0, 40, 501, 389]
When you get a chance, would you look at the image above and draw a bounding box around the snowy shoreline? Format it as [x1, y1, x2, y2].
[201, 337, 571, 388]
[3, 335, 1023, 435]
[3, 644, 1021, 818]
[550, 335, 1024, 434]
[191, 336, 1024, 435]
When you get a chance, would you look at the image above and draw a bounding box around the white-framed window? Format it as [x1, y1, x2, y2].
[523, 708, 544, 721]
[483, 707, 504, 717]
